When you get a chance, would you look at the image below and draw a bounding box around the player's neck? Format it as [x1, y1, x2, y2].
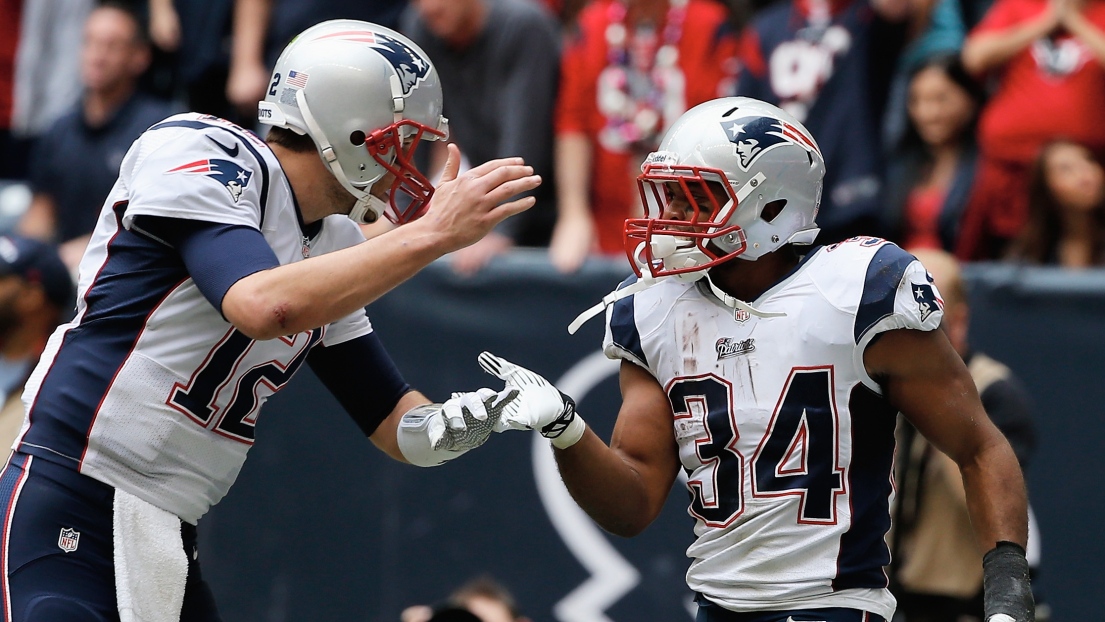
[271, 144, 355, 224]
[709, 247, 801, 303]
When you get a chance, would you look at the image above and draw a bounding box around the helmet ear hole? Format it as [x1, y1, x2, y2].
[761, 199, 787, 223]
[350, 130, 366, 146]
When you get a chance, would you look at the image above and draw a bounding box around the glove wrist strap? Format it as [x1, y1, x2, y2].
[550, 416, 586, 449]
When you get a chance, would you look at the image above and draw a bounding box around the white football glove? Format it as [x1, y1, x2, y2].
[477, 351, 586, 449]
[396, 388, 519, 467]
[435, 388, 519, 450]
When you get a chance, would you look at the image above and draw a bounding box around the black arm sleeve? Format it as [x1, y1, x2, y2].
[307, 332, 412, 437]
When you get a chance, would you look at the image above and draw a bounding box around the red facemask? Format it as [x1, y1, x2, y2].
[625, 164, 747, 278]
[363, 119, 446, 224]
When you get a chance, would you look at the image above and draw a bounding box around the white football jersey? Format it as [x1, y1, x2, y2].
[16, 113, 373, 524]
[603, 237, 944, 619]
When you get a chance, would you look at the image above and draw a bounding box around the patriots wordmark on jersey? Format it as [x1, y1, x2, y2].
[603, 237, 943, 620]
[14, 114, 373, 524]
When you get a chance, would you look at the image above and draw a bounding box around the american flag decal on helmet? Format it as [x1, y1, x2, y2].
[287, 70, 309, 88]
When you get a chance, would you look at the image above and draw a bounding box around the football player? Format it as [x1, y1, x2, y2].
[480, 98, 1034, 622]
[0, 21, 538, 621]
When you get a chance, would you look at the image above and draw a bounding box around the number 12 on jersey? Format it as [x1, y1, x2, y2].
[669, 368, 845, 528]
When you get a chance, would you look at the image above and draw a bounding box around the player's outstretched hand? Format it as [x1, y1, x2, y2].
[419, 144, 542, 253]
[397, 387, 520, 467]
[477, 352, 586, 449]
[430, 388, 519, 452]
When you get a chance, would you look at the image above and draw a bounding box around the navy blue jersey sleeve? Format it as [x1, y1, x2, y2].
[128, 215, 279, 313]
[307, 332, 411, 437]
[603, 275, 649, 369]
[853, 243, 941, 343]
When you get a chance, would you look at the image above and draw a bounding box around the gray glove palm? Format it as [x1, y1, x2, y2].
[432, 388, 519, 451]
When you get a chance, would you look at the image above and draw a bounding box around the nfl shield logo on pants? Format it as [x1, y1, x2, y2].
[58, 527, 80, 553]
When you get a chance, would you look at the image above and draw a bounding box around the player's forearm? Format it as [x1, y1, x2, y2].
[959, 436, 1030, 552]
[370, 390, 431, 463]
[554, 430, 660, 537]
[223, 221, 446, 340]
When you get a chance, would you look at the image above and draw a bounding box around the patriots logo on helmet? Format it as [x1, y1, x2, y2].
[719, 117, 819, 171]
[318, 30, 430, 95]
[167, 159, 253, 203]
[911, 282, 942, 322]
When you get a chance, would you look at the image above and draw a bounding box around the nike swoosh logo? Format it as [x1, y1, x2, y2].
[207, 136, 239, 158]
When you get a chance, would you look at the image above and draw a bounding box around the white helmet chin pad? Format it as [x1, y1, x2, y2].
[626, 97, 826, 279]
[348, 194, 385, 225]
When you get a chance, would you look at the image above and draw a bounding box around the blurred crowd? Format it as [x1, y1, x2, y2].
[0, 1, 1079, 620]
[2, 0, 1103, 282]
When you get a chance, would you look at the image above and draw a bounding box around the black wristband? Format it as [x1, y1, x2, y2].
[539, 392, 577, 439]
[983, 541, 1034, 622]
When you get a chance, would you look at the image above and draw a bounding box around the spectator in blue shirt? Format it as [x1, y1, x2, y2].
[18, 2, 177, 273]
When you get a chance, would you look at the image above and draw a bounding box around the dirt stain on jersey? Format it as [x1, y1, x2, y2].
[680, 311, 700, 374]
[745, 356, 757, 401]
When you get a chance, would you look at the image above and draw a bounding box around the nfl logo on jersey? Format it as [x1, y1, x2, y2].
[58, 527, 80, 553]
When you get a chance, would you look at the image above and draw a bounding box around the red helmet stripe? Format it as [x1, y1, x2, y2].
[781, 124, 820, 155]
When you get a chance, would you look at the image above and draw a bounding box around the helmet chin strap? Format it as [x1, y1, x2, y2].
[566, 241, 707, 334]
[565, 254, 785, 335]
[296, 90, 384, 225]
[701, 272, 786, 319]
[347, 195, 384, 225]
[567, 275, 661, 335]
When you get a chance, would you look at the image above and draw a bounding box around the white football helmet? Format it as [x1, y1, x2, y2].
[626, 97, 825, 279]
[258, 20, 449, 224]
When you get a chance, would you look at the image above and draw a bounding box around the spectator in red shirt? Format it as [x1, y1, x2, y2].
[880, 53, 984, 252]
[549, 0, 738, 273]
[1005, 139, 1105, 267]
[957, 0, 1105, 259]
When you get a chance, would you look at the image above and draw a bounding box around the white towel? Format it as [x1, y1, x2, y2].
[113, 488, 188, 622]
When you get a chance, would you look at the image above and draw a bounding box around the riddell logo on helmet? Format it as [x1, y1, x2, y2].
[719, 117, 819, 172]
[317, 31, 430, 95]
